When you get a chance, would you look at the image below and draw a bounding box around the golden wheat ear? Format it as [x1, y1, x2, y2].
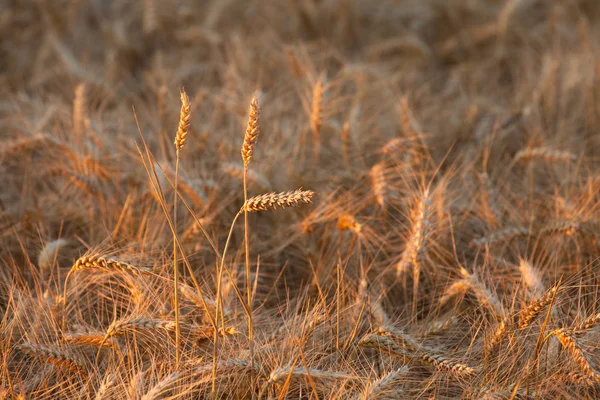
[241, 189, 315, 212]
[241, 92, 261, 166]
[174, 87, 191, 153]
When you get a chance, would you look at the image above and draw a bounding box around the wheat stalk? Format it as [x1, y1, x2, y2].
[239, 92, 263, 393]
[172, 87, 192, 366]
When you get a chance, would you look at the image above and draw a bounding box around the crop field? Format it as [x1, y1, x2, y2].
[2, 1, 600, 399]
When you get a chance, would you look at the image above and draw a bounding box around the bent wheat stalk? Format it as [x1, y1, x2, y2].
[212, 188, 314, 392]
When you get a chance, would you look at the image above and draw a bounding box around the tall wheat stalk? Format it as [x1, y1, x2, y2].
[241, 93, 260, 391]
[173, 87, 191, 366]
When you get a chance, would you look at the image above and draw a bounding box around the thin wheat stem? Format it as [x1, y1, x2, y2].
[172, 87, 190, 368]
[212, 211, 242, 394]
[243, 166, 255, 393]
[173, 154, 181, 367]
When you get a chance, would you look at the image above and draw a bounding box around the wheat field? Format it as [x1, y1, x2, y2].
[2, 1, 600, 399]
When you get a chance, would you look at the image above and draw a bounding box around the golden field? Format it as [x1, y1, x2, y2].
[2, 1, 600, 398]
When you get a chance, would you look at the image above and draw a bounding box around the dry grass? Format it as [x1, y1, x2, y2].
[3, 1, 600, 399]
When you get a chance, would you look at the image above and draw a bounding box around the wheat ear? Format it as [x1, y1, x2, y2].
[514, 147, 577, 163]
[547, 329, 600, 382]
[356, 366, 409, 400]
[241, 189, 315, 212]
[337, 213, 363, 234]
[417, 351, 477, 377]
[62, 254, 151, 320]
[241, 93, 260, 165]
[471, 226, 530, 246]
[519, 283, 559, 329]
[397, 189, 432, 318]
[518, 258, 545, 297]
[64, 331, 119, 351]
[73, 83, 86, 136]
[358, 332, 476, 377]
[370, 162, 387, 209]
[174, 87, 191, 153]
[269, 366, 357, 391]
[106, 316, 175, 338]
[18, 343, 85, 375]
[310, 76, 324, 163]
[459, 268, 505, 318]
[573, 312, 600, 334]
